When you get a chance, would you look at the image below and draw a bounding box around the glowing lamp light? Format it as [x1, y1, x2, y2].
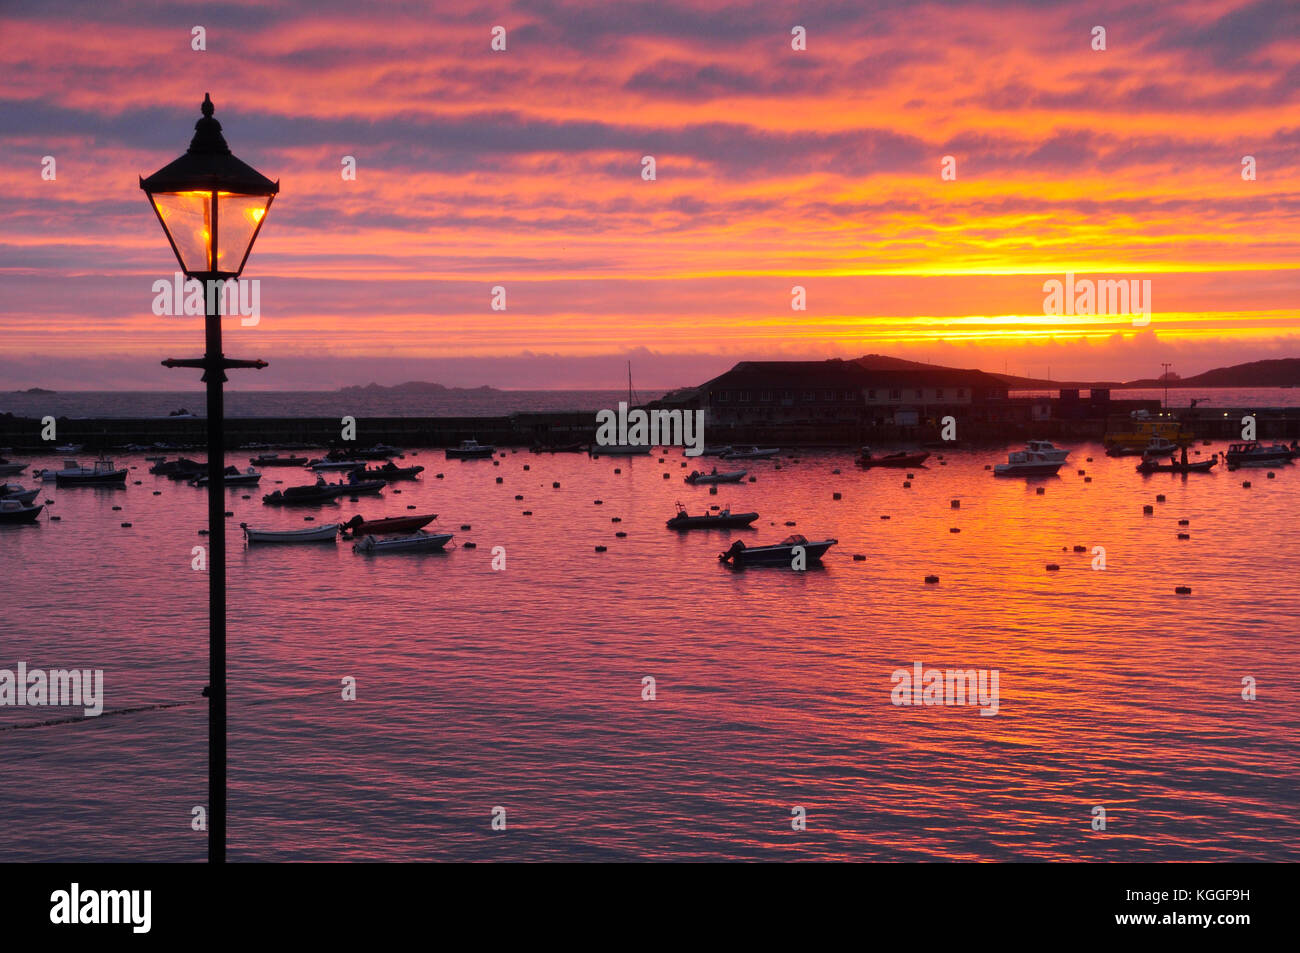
[140, 94, 278, 279]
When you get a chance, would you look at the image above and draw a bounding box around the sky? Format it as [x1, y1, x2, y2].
[1, 0, 1297, 390]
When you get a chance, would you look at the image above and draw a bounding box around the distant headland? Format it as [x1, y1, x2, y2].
[338, 381, 501, 395]
[984, 357, 1300, 390]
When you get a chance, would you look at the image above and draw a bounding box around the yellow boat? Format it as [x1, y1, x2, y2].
[1104, 411, 1193, 451]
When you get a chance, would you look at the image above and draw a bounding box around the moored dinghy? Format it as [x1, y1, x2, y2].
[0, 499, 43, 524]
[361, 462, 424, 480]
[446, 440, 495, 459]
[191, 466, 262, 486]
[719, 534, 836, 566]
[722, 445, 780, 460]
[263, 480, 344, 505]
[0, 484, 39, 505]
[353, 530, 454, 553]
[684, 468, 747, 484]
[250, 453, 309, 467]
[667, 502, 758, 530]
[856, 448, 930, 468]
[343, 513, 437, 535]
[242, 522, 340, 543]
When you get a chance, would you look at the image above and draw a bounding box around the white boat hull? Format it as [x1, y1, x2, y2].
[994, 461, 1063, 476]
[244, 524, 340, 543]
[353, 531, 454, 553]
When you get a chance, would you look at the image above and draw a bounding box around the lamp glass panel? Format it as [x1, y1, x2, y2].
[151, 191, 214, 273]
[216, 193, 272, 274]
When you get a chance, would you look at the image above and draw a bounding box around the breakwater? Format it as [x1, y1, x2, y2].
[4, 406, 1300, 452]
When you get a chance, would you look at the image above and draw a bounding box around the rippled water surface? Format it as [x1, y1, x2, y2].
[2, 442, 1298, 860]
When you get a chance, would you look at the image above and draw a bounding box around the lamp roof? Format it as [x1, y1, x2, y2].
[140, 94, 279, 195]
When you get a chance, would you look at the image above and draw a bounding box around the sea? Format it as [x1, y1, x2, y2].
[0, 389, 667, 420]
[1, 432, 1297, 860]
[2, 386, 1298, 420]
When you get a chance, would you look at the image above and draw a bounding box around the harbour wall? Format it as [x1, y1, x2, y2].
[3, 407, 1299, 451]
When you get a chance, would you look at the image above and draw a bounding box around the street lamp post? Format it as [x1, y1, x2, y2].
[140, 94, 278, 863]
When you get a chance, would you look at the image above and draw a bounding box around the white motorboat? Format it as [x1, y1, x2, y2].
[243, 523, 340, 544]
[352, 530, 454, 553]
[994, 447, 1064, 476]
[723, 446, 781, 460]
[1023, 439, 1069, 462]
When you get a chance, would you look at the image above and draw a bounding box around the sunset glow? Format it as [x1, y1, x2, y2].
[1, 0, 1297, 387]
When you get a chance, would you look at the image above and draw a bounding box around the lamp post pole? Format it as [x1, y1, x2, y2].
[144, 94, 278, 863]
[204, 306, 228, 864]
[163, 311, 267, 864]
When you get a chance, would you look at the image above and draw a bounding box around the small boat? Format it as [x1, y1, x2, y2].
[262, 482, 344, 506]
[192, 466, 262, 487]
[309, 459, 370, 472]
[1105, 443, 1144, 457]
[684, 468, 747, 485]
[445, 440, 495, 459]
[0, 458, 25, 477]
[243, 523, 340, 544]
[327, 473, 387, 495]
[0, 484, 40, 505]
[55, 457, 127, 486]
[856, 448, 930, 468]
[1023, 439, 1069, 462]
[1137, 456, 1217, 474]
[361, 462, 424, 480]
[589, 443, 652, 456]
[53, 443, 83, 453]
[343, 513, 437, 536]
[719, 534, 836, 566]
[722, 446, 781, 460]
[1225, 441, 1295, 468]
[0, 499, 42, 524]
[34, 459, 81, 482]
[324, 444, 402, 461]
[1140, 437, 1179, 460]
[588, 361, 654, 457]
[530, 442, 586, 453]
[698, 445, 733, 457]
[151, 457, 207, 479]
[994, 446, 1064, 476]
[353, 530, 454, 554]
[666, 503, 758, 530]
[250, 454, 309, 467]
